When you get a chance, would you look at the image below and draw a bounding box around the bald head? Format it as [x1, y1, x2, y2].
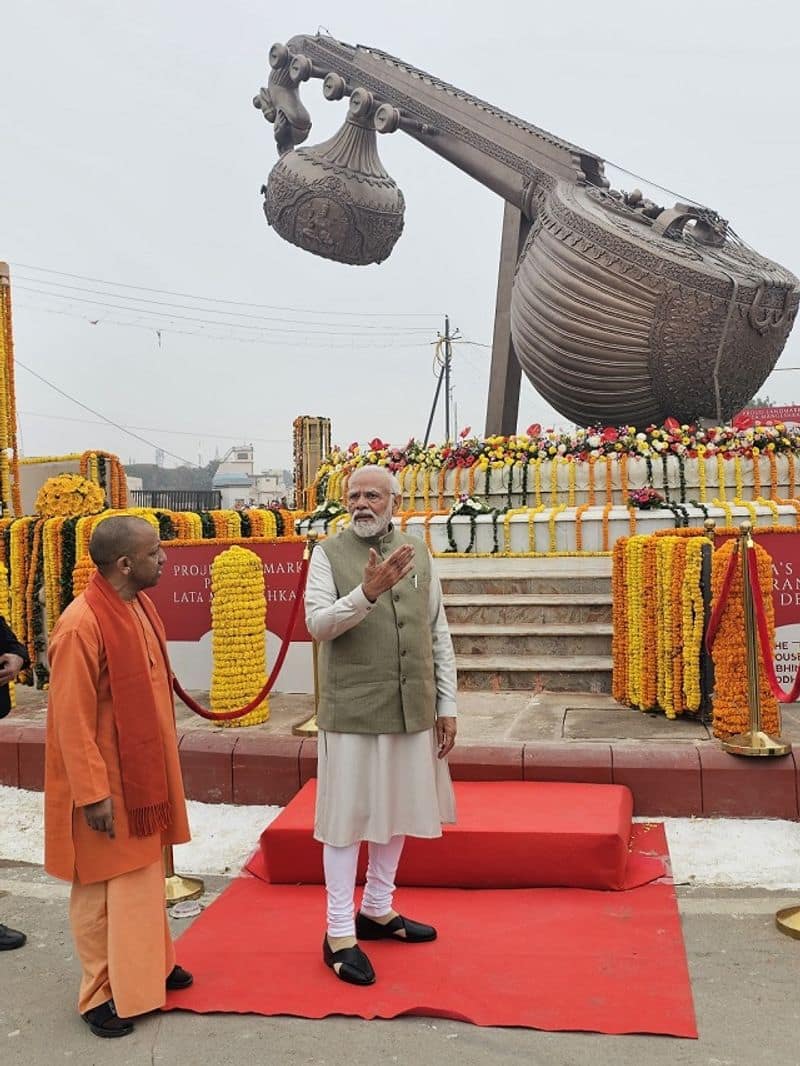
[89, 516, 156, 571]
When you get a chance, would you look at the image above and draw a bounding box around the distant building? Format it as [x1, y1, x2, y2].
[212, 445, 292, 509]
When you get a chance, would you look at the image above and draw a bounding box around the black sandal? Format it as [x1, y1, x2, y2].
[322, 937, 376, 986]
[82, 1000, 134, 1038]
[356, 912, 437, 943]
[166, 964, 194, 990]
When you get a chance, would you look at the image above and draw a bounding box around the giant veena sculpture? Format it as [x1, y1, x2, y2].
[254, 35, 799, 431]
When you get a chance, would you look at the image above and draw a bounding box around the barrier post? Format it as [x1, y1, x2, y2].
[163, 844, 204, 906]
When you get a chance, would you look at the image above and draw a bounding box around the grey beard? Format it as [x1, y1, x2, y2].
[352, 515, 390, 539]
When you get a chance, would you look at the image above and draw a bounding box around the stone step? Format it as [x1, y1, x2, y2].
[440, 575, 612, 595]
[455, 653, 613, 693]
[444, 593, 612, 625]
[449, 622, 612, 657]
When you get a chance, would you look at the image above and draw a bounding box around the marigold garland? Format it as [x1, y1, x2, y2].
[0, 560, 15, 706]
[210, 545, 269, 728]
[35, 474, 105, 519]
[612, 532, 708, 717]
[709, 539, 780, 739]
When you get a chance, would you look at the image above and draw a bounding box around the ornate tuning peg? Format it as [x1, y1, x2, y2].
[323, 72, 347, 101]
[261, 84, 405, 265]
[253, 42, 312, 156]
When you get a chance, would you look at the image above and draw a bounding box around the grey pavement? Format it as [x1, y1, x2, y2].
[9, 683, 800, 745]
[3, 859, 800, 1066]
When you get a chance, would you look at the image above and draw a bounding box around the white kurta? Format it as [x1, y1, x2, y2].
[305, 543, 457, 847]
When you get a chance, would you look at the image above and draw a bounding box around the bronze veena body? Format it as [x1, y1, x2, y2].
[254, 35, 799, 429]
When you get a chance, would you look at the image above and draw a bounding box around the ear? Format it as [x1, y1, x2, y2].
[115, 554, 132, 576]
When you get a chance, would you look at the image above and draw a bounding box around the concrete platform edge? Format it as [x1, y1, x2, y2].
[2, 722, 798, 818]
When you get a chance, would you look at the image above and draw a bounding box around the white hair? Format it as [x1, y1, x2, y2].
[348, 465, 401, 495]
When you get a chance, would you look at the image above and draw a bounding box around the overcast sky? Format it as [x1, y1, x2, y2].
[2, 0, 798, 472]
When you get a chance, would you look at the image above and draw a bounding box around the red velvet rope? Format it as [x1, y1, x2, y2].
[172, 554, 310, 721]
[747, 546, 800, 704]
[704, 542, 739, 653]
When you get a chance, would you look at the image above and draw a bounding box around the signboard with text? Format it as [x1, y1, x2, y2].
[739, 405, 800, 426]
[751, 532, 800, 688]
[148, 540, 313, 692]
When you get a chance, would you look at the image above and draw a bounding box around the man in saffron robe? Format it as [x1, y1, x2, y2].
[44, 515, 192, 1038]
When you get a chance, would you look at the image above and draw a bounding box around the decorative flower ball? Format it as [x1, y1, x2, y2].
[35, 473, 105, 518]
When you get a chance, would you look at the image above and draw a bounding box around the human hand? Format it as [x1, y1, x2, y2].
[83, 797, 115, 838]
[436, 716, 457, 759]
[0, 654, 24, 685]
[362, 545, 416, 602]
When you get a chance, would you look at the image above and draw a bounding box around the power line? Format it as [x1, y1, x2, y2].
[12, 300, 434, 350]
[14, 359, 198, 467]
[13, 285, 433, 338]
[10, 262, 441, 318]
[12, 275, 433, 333]
[19, 409, 287, 444]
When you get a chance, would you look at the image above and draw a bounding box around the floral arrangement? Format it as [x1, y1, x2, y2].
[709, 538, 780, 739]
[35, 474, 106, 519]
[445, 493, 497, 554]
[612, 530, 709, 718]
[315, 419, 800, 481]
[627, 486, 665, 510]
[210, 545, 268, 728]
[0, 272, 22, 518]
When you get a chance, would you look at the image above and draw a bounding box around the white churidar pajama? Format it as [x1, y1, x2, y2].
[306, 543, 457, 937]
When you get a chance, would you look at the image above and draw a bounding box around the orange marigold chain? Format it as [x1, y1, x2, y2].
[707, 539, 780, 739]
[705, 543, 739, 652]
[748, 547, 800, 704]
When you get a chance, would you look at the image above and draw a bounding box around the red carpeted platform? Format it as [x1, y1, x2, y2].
[165, 824, 696, 1037]
[248, 779, 664, 890]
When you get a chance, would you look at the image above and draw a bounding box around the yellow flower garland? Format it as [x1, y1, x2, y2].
[210, 545, 269, 728]
[35, 474, 105, 519]
[0, 560, 15, 706]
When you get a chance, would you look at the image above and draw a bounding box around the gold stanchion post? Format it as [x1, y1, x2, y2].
[163, 845, 204, 906]
[293, 532, 319, 737]
[721, 522, 791, 758]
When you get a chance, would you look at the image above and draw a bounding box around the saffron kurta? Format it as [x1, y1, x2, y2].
[44, 594, 190, 885]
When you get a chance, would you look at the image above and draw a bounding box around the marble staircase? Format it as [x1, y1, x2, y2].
[436, 556, 613, 693]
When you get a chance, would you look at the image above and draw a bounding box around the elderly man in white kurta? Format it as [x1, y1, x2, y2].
[305, 464, 457, 986]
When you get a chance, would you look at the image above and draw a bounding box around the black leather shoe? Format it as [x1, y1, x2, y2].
[166, 964, 194, 990]
[82, 1000, 134, 1039]
[322, 937, 376, 986]
[0, 924, 26, 951]
[356, 912, 437, 943]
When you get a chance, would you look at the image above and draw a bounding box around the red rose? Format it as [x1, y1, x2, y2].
[664, 416, 680, 431]
[732, 413, 753, 430]
[459, 425, 471, 439]
[600, 426, 619, 443]
[369, 437, 386, 451]
[526, 423, 541, 437]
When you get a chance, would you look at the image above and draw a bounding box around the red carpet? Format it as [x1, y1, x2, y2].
[250, 780, 665, 890]
[166, 824, 696, 1037]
